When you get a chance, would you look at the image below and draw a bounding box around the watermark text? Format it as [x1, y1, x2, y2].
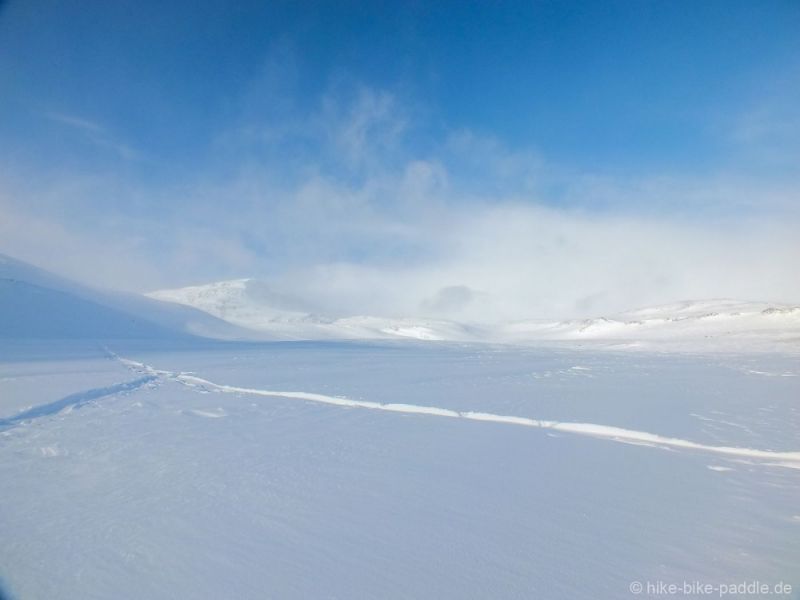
[629, 580, 793, 597]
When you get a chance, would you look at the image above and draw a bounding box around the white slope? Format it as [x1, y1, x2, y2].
[147, 279, 800, 350]
[0, 254, 248, 340]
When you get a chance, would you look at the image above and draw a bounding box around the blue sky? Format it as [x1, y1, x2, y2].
[1, 1, 799, 317]
[3, 1, 799, 175]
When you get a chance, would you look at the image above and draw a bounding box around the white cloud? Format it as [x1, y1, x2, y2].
[3, 85, 799, 320]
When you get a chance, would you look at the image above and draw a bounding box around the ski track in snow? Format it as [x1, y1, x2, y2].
[0, 375, 158, 432]
[110, 353, 800, 470]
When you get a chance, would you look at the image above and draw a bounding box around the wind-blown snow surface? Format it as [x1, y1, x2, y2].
[1, 340, 799, 599]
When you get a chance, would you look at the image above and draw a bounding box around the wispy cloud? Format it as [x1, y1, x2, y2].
[318, 86, 409, 171]
[43, 111, 142, 161]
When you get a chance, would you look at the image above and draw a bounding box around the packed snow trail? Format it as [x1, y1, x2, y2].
[114, 354, 800, 469]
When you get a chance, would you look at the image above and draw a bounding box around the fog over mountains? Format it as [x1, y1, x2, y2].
[5, 252, 796, 351]
[148, 278, 800, 350]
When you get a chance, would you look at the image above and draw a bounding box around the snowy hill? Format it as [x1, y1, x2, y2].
[148, 279, 313, 327]
[503, 299, 800, 350]
[0, 254, 248, 340]
[148, 279, 800, 350]
[147, 279, 481, 341]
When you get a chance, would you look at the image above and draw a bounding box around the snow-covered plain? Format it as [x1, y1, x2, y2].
[2, 258, 800, 598]
[1, 339, 799, 599]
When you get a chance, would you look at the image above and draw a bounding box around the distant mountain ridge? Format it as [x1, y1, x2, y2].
[2, 255, 798, 349]
[148, 278, 800, 350]
[503, 299, 800, 347]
